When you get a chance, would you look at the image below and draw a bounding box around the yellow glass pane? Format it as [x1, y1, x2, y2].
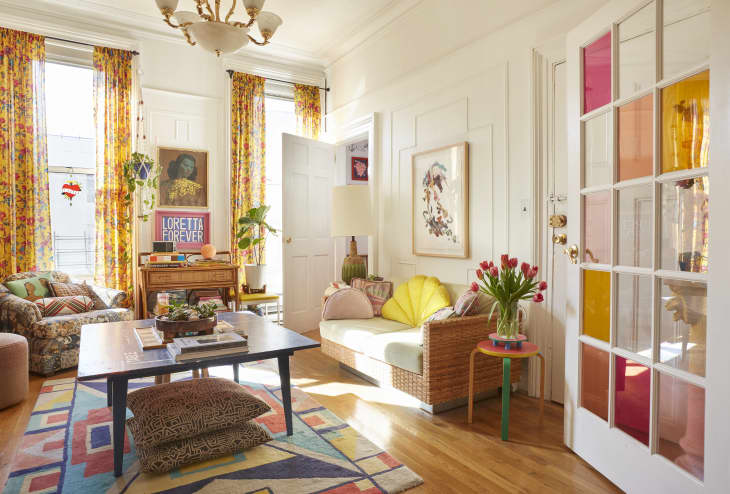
[661, 70, 709, 174]
[582, 270, 610, 342]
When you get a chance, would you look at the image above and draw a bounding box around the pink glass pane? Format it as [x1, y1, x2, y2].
[658, 373, 705, 481]
[584, 32, 612, 114]
[583, 191, 610, 264]
[618, 94, 654, 181]
[614, 356, 651, 446]
[581, 343, 609, 421]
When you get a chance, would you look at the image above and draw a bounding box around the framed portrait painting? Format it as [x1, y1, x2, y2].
[351, 156, 368, 182]
[411, 142, 469, 258]
[157, 147, 208, 208]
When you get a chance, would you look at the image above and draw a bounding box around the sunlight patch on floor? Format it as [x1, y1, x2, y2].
[298, 381, 421, 408]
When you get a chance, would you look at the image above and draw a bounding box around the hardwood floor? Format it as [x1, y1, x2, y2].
[0, 331, 620, 493]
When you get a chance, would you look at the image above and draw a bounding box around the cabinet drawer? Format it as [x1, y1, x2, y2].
[146, 268, 235, 288]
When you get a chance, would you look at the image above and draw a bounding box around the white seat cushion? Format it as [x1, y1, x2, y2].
[364, 328, 423, 375]
[319, 317, 411, 354]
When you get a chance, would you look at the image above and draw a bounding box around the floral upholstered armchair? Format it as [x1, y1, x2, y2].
[0, 271, 133, 376]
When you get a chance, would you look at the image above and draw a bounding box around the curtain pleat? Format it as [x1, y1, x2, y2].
[294, 83, 321, 140]
[0, 27, 52, 279]
[230, 72, 266, 279]
[93, 46, 133, 298]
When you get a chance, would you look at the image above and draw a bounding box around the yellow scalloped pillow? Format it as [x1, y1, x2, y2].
[381, 275, 450, 327]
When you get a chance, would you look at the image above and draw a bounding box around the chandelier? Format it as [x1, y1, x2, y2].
[155, 0, 283, 56]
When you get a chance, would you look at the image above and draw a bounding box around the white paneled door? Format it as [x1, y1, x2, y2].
[565, 0, 730, 492]
[282, 133, 335, 333]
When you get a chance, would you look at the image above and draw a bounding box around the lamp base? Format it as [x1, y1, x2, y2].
[342, 256, 367, 285]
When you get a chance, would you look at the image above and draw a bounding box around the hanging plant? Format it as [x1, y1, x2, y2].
[122, 152, 159, 222]
[61, 180, 82, 205]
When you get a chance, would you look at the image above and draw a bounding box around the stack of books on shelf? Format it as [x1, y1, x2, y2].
[166, 332, 248, 362]
[192, 258, 229, 266]
[147, 252, 187, 268]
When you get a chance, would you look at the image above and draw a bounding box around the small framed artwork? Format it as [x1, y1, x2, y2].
[351, 156, 369, 182]
[157, 147, 209, 208]
[412, 142, 469, 258]
[155, 210, 210, 250]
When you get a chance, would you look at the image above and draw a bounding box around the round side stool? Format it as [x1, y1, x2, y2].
[0, 333, 29, 410]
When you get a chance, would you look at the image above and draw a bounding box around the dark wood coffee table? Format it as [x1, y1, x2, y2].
[77, 311, 320, 477]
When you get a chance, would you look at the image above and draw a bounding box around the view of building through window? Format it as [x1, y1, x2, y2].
[46, 62, 96, 278]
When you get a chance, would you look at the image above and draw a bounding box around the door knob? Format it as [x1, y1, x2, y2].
[563, 244, 579, 264]
[552, 233, 567, 245]
[285, 237, 292, 244]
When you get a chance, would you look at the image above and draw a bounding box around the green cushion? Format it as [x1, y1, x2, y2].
[5, 272, 52, 300]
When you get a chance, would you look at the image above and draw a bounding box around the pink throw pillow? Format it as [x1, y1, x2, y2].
[350, 278, 393, 316]
[321, 288, 374, 320]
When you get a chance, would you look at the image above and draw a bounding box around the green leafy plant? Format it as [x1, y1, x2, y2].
[161, 302, 217, 321]
[122, 152, 159, 222]
[236, 205, 278, 265]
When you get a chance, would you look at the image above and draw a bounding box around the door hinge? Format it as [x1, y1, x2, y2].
[548, 193, 567, 202]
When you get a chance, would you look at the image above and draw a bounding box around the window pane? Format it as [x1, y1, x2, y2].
[661, 70, 709, 174]
[49, 173, 96, 277]
[583, 32, 612, 114]
[583, 191, 610, 264]
[618, 94, 653, 181]
[583, 270, 610, 342]
[616, 274, 652, 355]
[663, 0, 710, 79]
[618, 2, 655, 98]
[584, 113, 611, 187]
[581, 343, 609, 421]
[657, 373, 705, 481]
[660, 177, 708, 273]
[658, 278, 706, 377]
[614, 356, 651, 446]
[617, 184, 653, 268]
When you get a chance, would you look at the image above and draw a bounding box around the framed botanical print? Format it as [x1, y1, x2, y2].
[157, 147, 208, 208]
[351, 156, 368, 181]
[411, 142, 469, 258]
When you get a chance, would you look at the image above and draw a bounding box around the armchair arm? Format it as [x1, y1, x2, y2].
[86, 283, 128, 308]
[0, 290, 42, 333]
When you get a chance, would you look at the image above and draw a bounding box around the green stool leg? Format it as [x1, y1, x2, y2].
[501, 357, 511, 440]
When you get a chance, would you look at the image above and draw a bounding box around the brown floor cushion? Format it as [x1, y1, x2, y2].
[129, 419, 272, 473]
[126, 377, 270, 448]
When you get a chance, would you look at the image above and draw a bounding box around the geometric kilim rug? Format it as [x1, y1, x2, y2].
[3, 363, 423, 494]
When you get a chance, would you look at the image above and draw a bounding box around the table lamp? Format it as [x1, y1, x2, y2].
[331, 185, 374, 284]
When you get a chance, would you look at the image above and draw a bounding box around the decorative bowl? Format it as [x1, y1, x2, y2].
[154, 315, 217, 342]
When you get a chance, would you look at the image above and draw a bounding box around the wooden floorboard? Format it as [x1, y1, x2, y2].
[0, 330, 620, 493]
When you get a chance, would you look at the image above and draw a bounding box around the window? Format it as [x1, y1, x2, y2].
[46, 62, 96, 278]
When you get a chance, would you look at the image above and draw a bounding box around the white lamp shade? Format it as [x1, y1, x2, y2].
[243, 0, 266, 11]
[155, 0, 179, 12]
[188, 21, 249, 54]
[256, 11, 282, 37]
[331, 185, 374, 237]
[173, 10, 201, 25]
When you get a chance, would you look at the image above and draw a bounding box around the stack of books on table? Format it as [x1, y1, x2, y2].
[166, 332, 248, 362]
[147, 253, 187, 268]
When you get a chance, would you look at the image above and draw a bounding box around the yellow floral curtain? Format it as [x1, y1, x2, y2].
[93, 47, 134, 297]
[230, 72, 266, 276]
[0, 28, 52, 279]
[294, 83, 321, 140]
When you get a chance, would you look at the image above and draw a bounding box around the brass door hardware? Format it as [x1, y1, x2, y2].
[549, 214, 567, 228]
[563, 244, 579, 264]
[585, 248, 599, 263]
[285, 237, 292, 244]
[552, 233, 567, 245]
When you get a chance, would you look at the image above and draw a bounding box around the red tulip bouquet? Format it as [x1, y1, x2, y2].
[471, 254, 548, 339]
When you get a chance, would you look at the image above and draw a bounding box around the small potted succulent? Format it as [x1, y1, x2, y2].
[155, 302, 218, 341]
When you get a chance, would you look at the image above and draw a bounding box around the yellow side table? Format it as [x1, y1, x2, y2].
[239, 293, 281, 324]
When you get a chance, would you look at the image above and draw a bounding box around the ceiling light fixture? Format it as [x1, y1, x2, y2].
[155, 0, 283, 56]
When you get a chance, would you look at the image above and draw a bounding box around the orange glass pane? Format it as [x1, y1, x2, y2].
[582, 270, 610, 342]
[581, 343, 609, 421]
[661, 70, 709, 174]
[618, 94, 654, 181]
[614, 356, 650, 446]
[657, 373, 705, 481]
[583, 191, 610, 264]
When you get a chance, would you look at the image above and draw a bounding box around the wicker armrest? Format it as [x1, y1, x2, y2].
[0, 291, 42, 332]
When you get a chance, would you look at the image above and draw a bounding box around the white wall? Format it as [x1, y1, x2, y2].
[326, 0, 607, 285]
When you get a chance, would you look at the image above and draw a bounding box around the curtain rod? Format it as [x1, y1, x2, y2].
[45, 35, 140, 56]
[225, 69, 329, 92]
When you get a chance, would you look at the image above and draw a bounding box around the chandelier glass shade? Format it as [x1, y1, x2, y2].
[155, 0, 283, 56]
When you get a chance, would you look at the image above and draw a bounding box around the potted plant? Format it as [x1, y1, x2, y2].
[122, 152, 159, 222]
[155, 302, 218, 341]
[236, 205, 278, 290]
[471, 254, 548, 339]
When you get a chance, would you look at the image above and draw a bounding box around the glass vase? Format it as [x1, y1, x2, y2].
[497, 301, 521, 339]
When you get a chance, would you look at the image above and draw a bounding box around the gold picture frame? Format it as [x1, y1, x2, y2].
[411, 142, 469, 258]
[157, 146, 209, 209]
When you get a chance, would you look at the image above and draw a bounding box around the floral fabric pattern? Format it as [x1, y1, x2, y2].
[0, 28, 53, 279]
[230, 72, 266, 278]
[294, 83, 321, 140]
[93, 47, 134, 301]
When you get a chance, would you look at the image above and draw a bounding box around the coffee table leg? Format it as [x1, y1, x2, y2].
[233, 363, 240, 384]
[501, 357, 511, 441]
[107, 378, 113, 407]
[278, 355, 293, 436]
[112, 377, 128, 477]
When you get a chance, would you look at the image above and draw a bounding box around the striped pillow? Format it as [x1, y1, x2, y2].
[34, 296, 94, 317]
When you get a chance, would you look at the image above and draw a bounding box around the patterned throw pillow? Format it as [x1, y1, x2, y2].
[49, 282, 87, 298]
[5, 272, 52, 301]
[34, 296, 94, 317]
[350, 278, 393, 316]
[454, 290, 494, 317]
[129, 419, 272, 473]
[419, 306, 456, 345]
[126, 377, 271, 448]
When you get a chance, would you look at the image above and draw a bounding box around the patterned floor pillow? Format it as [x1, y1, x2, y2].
[34, 295, 95, 316]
